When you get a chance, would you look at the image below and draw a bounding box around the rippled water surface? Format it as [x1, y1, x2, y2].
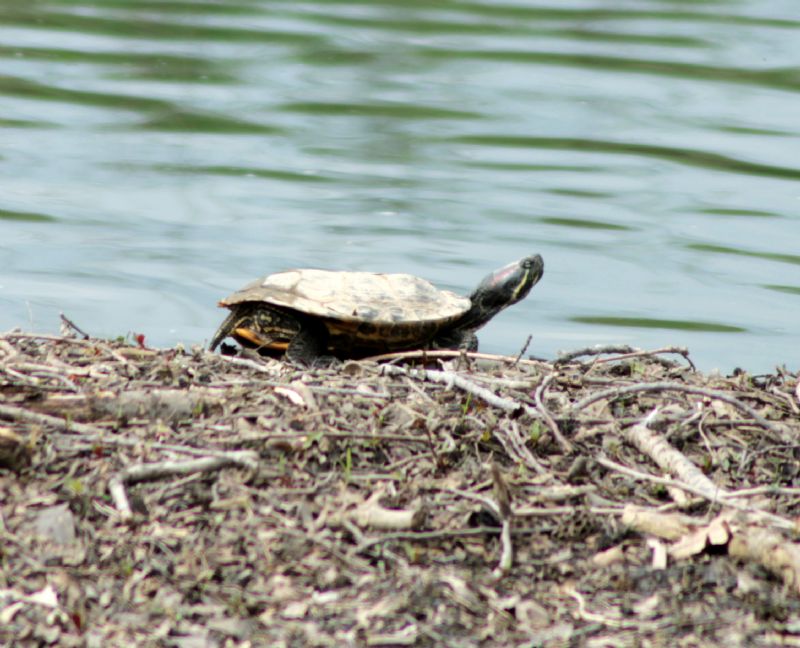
[1, 0, 799, 371]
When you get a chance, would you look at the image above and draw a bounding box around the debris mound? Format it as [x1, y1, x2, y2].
[2, 332, 799, 645]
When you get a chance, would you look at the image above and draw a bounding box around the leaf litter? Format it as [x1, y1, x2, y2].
[1, 332, 800, 646]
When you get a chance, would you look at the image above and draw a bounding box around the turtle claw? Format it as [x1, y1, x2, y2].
[286, 353, 340, 370]
[311, 355, 342, 370]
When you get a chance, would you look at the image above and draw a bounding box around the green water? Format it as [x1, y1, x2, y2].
[1, 0, 799, 372]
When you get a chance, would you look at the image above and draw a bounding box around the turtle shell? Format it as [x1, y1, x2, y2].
[219, 269, 471, 350]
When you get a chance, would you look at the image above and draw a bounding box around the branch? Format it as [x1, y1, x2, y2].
[381, 364, 538, 418]
[572, 382, 783, 435]
[109, 451, 259, 520]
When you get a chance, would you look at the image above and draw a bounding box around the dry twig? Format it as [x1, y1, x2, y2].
[556, 344, 694, 370]
[59, 313, 90, 339]
[534, 373, 573, 453]
[109, 451, 259, 520]
[572, 381, 783, 435]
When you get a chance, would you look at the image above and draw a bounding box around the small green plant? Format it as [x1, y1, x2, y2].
[342, 446, 352, 482]
[65, 478, 84, 496]
[651, 483, 668, 498]
[120, 560, 134, 578]
[277, 454, 288, 472]
[529, 420, 543, 445]
[402, 542, 418, 562]
[461, 393, 473, 417]
[303, 430, 324, 450]
[192, 400, 205, 417]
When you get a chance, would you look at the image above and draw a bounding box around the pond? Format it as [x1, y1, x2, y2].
[1, 0, 798, 372]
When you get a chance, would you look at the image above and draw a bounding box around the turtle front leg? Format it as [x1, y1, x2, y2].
[209, 310, 239, 351]
[286, 320, 339, 368]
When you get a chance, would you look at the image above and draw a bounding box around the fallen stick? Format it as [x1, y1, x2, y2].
[109, 451, 259, 521]
[592, 347, 695, 370]
[0, 405, 247, 459]
[622, 408, 789, 527]
[571, 381, 783, 436]
[598, 456, 794, 530]
[380, 364, 540, 419]
[214, 355, 391, 399]
[51, 431, 250, 459]
[621, 408, 723, 501]
[363, 348, 546, 366]
[234, 431, 432, 444]
[40, 388, 219, 424]
[3, 331, 132, 366]
[491, 462, 514, 576]
[729, 526, 800, 594]
[348, 491, 426, 531]
[59, 313, 90, 339]
[354, 526, 510, 555]
[534, 373, 573, 453]
[622, 505, 800, 594]
[0, 403, 105, 436]
[513, 335, 532, 366]
[492, 420, 549, 475]
[494, 519, 513, 577]
[621, 505, 694, 541]
[555, 344, 693, 369]
[566, 586, 640, 630]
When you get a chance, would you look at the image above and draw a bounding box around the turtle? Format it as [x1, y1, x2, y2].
[209, 254, 544, 365]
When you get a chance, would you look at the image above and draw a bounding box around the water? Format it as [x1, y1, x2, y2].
[1, 0, 798, 373]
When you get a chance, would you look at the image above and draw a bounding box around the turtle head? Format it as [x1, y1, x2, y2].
[463, 254, 544, 329]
